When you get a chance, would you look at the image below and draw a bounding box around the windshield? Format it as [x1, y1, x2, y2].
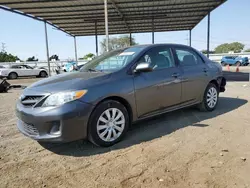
[80, 46, 146, 73]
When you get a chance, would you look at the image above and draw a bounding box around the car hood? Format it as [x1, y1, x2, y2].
[26, 71, 110, 93]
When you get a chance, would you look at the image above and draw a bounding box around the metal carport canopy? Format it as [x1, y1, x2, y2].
[0, 0, 226, 37]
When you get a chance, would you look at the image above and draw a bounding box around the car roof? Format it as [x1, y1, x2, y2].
[131, 43, 192, 48]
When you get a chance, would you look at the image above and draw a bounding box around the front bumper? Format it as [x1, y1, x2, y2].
[16, 100, 94, 142]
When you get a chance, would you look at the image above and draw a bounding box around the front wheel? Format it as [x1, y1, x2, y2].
[221, 62, 227, 66]
[198, 83, 219, 112]
[8, 72, 18, 79]
[88, 100, 129, 147]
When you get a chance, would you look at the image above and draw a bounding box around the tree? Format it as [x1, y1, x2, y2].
[0, 52, 20, 62]
[244, 48, 250, 52]
[49, 54, 59, 61]
[201, 50, 215, 54]
[82, 53, 95, 60]
[26, 56, 38, 61]
[100, 35, 138, 52]
[214, 42, 245, 53]
[0, 43, 20, 62]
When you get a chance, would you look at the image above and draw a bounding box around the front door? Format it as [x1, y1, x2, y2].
[174, 47, 210, 103]
[133, 46, 182, 117]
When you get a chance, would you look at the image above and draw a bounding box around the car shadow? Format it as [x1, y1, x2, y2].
[39, 97, 247, 157]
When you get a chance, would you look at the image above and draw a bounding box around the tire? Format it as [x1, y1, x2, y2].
[39, 71, 48, 78]
[235, 61, 241, 66]
[221, 62, 227, 66]
[8, 72, 18, 79]
[88, 100, 129, 147]
[198, 83, 219, 112]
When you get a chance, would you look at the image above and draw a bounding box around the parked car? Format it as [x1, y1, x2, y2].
[0, 64, 48, 79]
[221, 56, 249, 66]
[16, 44, 226, 147]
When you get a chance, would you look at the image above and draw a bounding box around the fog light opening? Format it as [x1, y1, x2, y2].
[50, 122, 61, 135]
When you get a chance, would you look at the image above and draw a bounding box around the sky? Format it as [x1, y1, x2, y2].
[0, 0, 250, 61]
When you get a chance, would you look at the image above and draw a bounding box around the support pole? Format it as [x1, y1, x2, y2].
[207, 12, 210, 58]
[95, 21, 98, 56]
[189, 30, 192, 47]
[44, 21, 51, 76]
[129, 33, 132, 46]
[104, 0, 109, 52]
[74, 36, 78, 63]
[152, 17, 155, 44]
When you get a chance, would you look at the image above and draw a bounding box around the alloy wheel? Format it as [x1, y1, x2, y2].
[206, 87, 218, 108]
[97, 108, 125, 142]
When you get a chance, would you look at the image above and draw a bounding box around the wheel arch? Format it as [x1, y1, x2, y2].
[39, 70, 48, 75]
[209, 79, 219, 90]
[90, 96, 133, 126]
[8, 71, 18, 78]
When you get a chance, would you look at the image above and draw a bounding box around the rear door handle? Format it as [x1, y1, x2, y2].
[172, 73, 180, 78]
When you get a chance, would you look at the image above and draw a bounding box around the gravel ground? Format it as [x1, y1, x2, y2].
[0, 79, 250, 188]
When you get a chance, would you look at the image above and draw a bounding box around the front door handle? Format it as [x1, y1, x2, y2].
[172, 73, 180, 78]
[203, 68, 208, 73]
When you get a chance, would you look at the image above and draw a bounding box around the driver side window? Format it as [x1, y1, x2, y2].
[137, 46, 175, 70]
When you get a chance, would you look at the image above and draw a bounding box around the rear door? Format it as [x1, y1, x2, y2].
[133, 46, 182, 117]
[22, 65, 36, 76]
[173, 47, 210, 103]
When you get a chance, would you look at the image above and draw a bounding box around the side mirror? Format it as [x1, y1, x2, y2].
[134, 62, 153, 73]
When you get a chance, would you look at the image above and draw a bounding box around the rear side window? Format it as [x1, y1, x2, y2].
[11, 65, 21, 69]
[175, 48, 203, 66]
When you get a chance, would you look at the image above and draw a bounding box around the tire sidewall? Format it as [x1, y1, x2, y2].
[235, 62, 241, 66]
[203, 83, 219, 111]
[88, 100, 129, 147]
[8, 72, 17, 79]
[40, 71, 47, 77]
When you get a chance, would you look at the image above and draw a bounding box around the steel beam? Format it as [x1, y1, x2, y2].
[7, 0, 219, 11]
[104, 0, 109, 52]
[58, 18, 200, 28]
[74, 36, 78, 63]
[35, 11, 209, 22]
[66, 23, 194, 32]
[152, 17, 155, 44]
[72, 25, 192, 35]
[109, 0, 130, 32]
[189, 29, 192, 47]
[74, 27, 189, 36]
[0, 5, 73, 37]
[37, 7, 213, 18]
[207, 12, 210, 58]
[95, 21, 98, 56]
[44, 21, 51, 76]
[129, 33, 132, 46]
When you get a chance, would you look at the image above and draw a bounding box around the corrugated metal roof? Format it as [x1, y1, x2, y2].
[0, 0, 226, 36]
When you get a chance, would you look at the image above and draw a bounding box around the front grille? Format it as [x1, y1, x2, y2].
[22, 121, 39, 136]
[21, 96, 44, 107]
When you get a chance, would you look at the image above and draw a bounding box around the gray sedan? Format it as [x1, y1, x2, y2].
[16, 44, 226, 147]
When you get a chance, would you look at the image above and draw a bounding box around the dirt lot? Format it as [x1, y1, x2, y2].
[1, 79, 250, 188]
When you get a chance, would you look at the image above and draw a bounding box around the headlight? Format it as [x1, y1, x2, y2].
[42, 90, 87, 107]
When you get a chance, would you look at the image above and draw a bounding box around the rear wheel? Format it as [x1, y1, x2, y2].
[39, 71, 48, 78]
[88, 100, 129, 147]
[8, 72, 18, 79]
[235, 61, 241, 66]
[198, 83, 219, 112]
